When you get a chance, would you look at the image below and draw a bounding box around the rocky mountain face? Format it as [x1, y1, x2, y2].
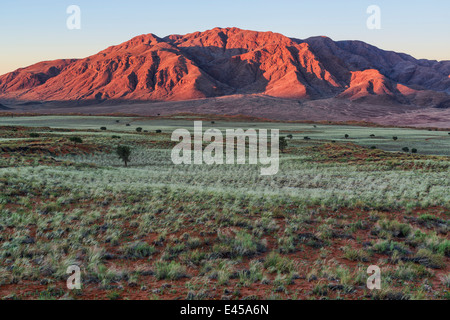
[0, 27, 449, 108]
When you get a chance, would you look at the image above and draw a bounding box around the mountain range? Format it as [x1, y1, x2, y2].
[1, 27, 450, 126]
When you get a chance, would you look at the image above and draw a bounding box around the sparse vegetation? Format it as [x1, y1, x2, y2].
[0, 116, 448, 300]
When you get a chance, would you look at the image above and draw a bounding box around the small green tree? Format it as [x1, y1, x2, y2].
[279, 137, 288, 153]
[287, 134, 293, 139]
[402, 147, 409, 153]
[393, 136, 398, 141]
[69, 136, 83, 144]
[344, 134, 349, 139]
[411, 148, 418, 154]
[116, 145, 131, 167]
[100, 127, 107, 131]
[136, 127, 143, 133]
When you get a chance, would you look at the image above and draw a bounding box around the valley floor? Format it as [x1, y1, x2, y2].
[0, 117, 448, 300]
[2, 96, 450, 128]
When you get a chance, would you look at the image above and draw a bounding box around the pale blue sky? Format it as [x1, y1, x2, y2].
[0, 0, 449, 75]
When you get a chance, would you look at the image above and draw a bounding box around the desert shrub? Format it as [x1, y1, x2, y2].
[237, 261, 264, 286]
[154, 261, 186, 280]
[371, 287, 410, 300]
[423, 236, 450, 257]
[378, 219, 412, 238]
[186, 237, 202, 249]
[263, 252, 296, 274]
[372, 240, 410, 255]
[182, 249, 206, 265]
[122, 241, 156, 259]
[165, 243, 186, 256]
[312, 283, 328, 296]
[414, 248, 445, 269]
[69, 136, 83, 144]
[377, 219, 412, 238]
[417, 214, 442, 223]
[231, 231, 266, 257]
[38, 202, 61, 215]
[391, 263, 431, 281]
[213, 231, 266, 258]
[106, 291, 121, 300]
[343, 247, 370, 262]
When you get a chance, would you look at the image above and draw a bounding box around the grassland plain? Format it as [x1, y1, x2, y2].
[0, 115, 448, 300]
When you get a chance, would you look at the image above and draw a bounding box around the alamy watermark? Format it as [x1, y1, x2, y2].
[66, 265, 81, 290]
[367, 265, 381, 290]
[66, 5, 81, 30]
[367, 5, 381, 30]
[171, 121, 280, 176]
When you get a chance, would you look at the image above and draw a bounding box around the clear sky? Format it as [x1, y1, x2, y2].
[0, 0, 449, 75]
